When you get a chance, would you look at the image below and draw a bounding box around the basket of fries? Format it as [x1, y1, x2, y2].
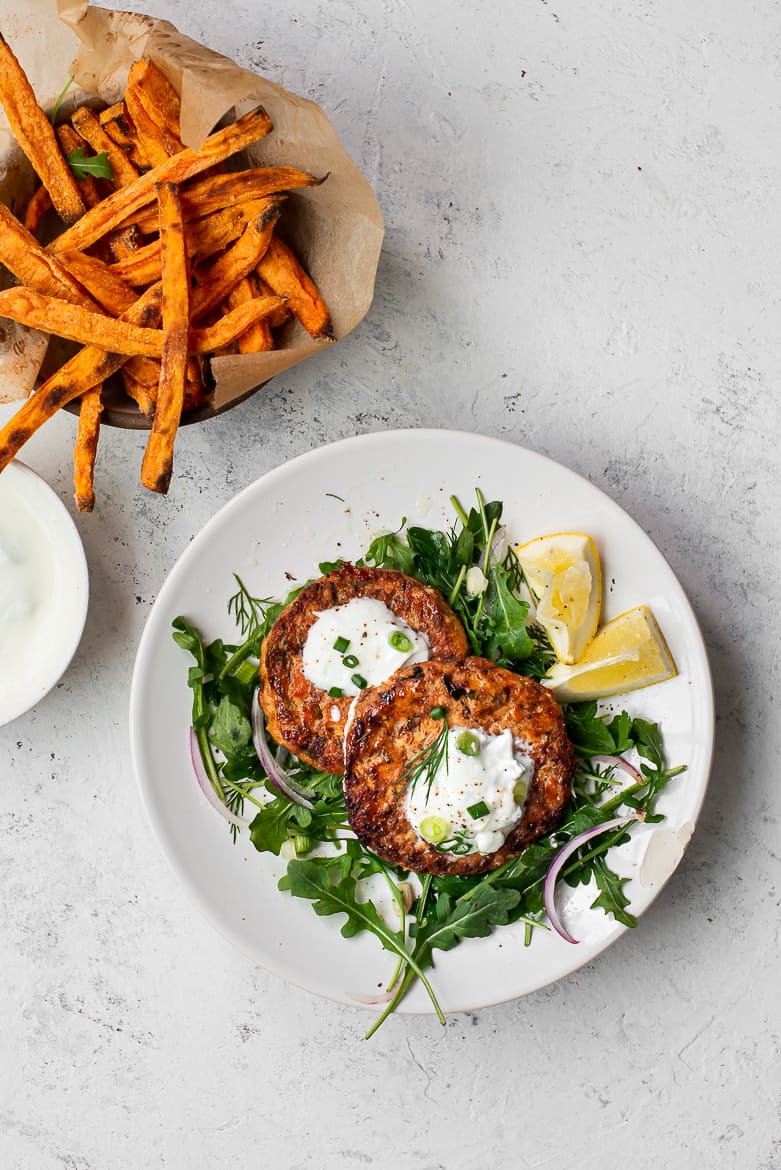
[0, 2, 384, 507]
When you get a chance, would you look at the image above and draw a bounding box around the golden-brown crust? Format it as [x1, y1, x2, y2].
[259, 564, 470, 774]
[343, 657, 575, 875]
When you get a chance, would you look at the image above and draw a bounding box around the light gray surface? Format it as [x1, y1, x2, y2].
[1, 1, 778, 1167]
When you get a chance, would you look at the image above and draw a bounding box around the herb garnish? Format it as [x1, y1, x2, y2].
[396, 707, 449, 800]
[66, 146, 115, 181]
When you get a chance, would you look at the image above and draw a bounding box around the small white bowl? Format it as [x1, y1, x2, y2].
[0, 461, 89, 726]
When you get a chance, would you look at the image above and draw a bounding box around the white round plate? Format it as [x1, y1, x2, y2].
[129, 430, 714, 1014]
[0, 460, 89, 726]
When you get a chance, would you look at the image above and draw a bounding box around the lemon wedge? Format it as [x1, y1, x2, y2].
[543, 605, 677, 701]
[515, 532, 601, 664]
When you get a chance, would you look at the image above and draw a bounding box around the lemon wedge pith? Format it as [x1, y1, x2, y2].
[543, 605, 677, 702]
[515, 532, 601, 664]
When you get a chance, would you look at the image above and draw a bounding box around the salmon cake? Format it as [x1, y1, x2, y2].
[343, 657, 575, 875]
[259, 563, 470, 774]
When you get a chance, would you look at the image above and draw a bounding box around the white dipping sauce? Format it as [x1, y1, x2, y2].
[405, 726, 535, 855]
[302, 596, 430, 698]
[0, 463, 89, 725]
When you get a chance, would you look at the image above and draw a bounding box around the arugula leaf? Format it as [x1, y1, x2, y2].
[591, 856, 636, 927]
[416, 884, 521, 953]
[66, 146, 115, 180]
[282, 858, 445, 1021]
[209, 696, 251, 758]
[364, 523, 416, 574]
[482, 571, 532, 660]
[249, 796, 296, 855]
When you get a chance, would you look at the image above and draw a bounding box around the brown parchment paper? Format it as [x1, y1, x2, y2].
[0, 1, 384, 414]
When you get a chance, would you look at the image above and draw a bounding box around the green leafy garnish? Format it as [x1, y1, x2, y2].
[66, 146, 115, 181]
[49, 76, 74, 125]
[397, 710, 450, 800]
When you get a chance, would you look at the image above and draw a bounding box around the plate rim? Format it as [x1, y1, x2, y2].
[129, 428, 715, 1012]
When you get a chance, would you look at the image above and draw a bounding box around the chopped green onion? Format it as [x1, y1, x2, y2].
[467, 800, 490, 819]
[419, 815, 450, 845]
[292, 833, 313, 854]
[231, 658, 259, 687]
[513, 779, 528, 805]
[429, 706, 446, 720]
[328, 686, 343, 698]
[388, 630, 413, 653]
[456, 730, 480, 757]
[333, 636, 350, 653]
[342, 654, 359, 668]
[351, 673, 368, 689]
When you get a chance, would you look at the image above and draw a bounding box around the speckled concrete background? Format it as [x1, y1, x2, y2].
[1, 1, 779, 1167]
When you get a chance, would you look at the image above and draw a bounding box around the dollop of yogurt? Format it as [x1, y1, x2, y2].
[302, 597, 430, 698]
[405, 726, 535, 855]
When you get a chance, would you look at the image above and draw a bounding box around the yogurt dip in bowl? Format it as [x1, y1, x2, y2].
[0, 461, 89, 725]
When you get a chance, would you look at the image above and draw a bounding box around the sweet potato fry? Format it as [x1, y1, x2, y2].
[182, 362, 208, 412]
[49, 106, 273, 255]
[224, 276, 273, 353]
[0, 287, 164, 357]
[127, 60, 182, 142]
[121, 367, 157, 417]
[124, 88, 173, 168]
[73, 384, 103, 512]
[257, 275, 293, 328]
[192, 296, 284, 353]
[109, 224, 144, 262]
[100, 101, 149, 170]
[23, 185, 52, 233]
[110, 202, 253, 287]
[257, 233, 334, 340]
[119, 167, 320, 234]
[190, 202, 280, 320]
[70, 105, 140, 187]
[0, 34, 85, 224]
[0, 203, 100, 307]
[141, 183, 189, 494]
[55, 124, 103, 209]
[0, 282, 163, 473]
[57, 250, 137, 315]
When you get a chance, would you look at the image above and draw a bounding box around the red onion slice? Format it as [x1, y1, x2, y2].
[345, 990, 396, 1005]
[189, 727, 251, 830]
[251, 692, 315, 809]
[591, 754, 643, 784]
[543, 814, 639, 944]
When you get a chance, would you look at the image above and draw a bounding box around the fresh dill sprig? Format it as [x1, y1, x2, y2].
[227, 573, 277, 639]
[397, 708, 449, 800]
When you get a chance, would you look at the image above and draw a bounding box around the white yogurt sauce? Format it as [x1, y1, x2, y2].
[302, 596, 430, 698]
[405, 726, 535, 855]
[0, 463, 88, 725]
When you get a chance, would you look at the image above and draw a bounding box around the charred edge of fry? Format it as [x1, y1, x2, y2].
[71, 105, 140, 187]
[100, 103, 149, 171]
